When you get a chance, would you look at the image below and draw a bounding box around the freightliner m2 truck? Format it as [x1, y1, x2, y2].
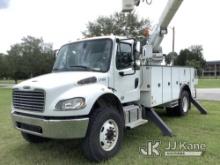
[11, 0, 207, 161]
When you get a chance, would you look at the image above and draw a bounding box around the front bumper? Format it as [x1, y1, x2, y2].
[11, 112, 89, 139]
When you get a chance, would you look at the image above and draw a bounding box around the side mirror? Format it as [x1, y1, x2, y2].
[54, 49, 59, 59]
[135, 41, 141, 54]
[133, 41, 141, 70]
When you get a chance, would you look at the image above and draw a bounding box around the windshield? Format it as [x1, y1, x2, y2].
[53, 39, 112, 72]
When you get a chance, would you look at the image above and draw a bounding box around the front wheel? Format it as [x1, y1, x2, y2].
[81, 108, 124, 162]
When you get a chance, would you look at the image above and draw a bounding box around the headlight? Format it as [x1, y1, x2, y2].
[55, 97, 86, 111]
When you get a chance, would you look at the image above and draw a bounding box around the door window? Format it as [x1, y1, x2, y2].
[116, 43, 133, 70]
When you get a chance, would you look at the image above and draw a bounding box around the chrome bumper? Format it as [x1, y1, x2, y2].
[11, 112, 89, 139]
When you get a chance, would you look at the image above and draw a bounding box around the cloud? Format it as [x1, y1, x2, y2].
[0, 0, 10, 9]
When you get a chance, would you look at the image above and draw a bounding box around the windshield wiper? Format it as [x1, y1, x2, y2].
[69, 65, 100, 72]
[53, 68, 59, 71]
[52, 68, 68, 72]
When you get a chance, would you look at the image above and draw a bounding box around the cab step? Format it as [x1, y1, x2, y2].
[123, 105, 148, 129]
[126, 119, 148, 129]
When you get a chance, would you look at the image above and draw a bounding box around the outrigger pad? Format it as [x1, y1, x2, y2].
[144, 108, 173, 137]
[191, 98, 208, 115]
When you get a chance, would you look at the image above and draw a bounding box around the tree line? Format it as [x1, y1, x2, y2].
[166, 45, 206, 76]
[0, 36, 55, 83]
[0, 12, 206, 83]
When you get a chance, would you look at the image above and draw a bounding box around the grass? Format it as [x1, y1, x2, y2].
[0, 88, 220, 164]
[0, 80, 16, 84]
[0, 80, 23, 84]
[197, 79, 220, 88]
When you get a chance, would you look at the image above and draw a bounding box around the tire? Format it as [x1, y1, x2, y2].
[21, 132, 49, 143]
[176, 90, 191, 116]
[166, 90, 191, 116]
[166, 107, 177, 116]
[81, 108, 124, 162]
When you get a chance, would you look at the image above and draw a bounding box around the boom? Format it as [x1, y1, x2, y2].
[149, 0, 183, 52]
[122, 0, 184, 52]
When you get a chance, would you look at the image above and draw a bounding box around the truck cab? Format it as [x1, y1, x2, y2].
[11, 36, 196, 161]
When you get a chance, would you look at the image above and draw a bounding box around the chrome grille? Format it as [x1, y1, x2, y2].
[13, 89, 45, 112]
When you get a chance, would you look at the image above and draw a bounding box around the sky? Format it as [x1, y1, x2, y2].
[0, 0, 219, 61]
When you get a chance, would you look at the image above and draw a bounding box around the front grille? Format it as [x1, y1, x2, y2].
[13, 89, 45, 112]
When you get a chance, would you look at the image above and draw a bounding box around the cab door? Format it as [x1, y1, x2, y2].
[113, 41, 140, 103]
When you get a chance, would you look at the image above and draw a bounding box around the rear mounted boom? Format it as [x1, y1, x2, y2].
[149, 0, 183, 52]
[122, 0, 183, 52]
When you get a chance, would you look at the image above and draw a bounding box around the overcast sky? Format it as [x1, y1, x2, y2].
[0, 0, 219, 61]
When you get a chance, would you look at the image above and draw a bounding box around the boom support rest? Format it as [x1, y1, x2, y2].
[143, 98, 208, 137]
[143, 108, 173, 137]
[190, 97, 208, 115]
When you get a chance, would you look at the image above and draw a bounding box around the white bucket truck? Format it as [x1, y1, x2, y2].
[11, 0, 207, 161]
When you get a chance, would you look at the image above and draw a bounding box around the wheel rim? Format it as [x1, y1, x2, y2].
[182, 96, 189, 113]
[99, 119, 119, 151]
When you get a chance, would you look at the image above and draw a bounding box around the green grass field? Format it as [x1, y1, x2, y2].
[196, 79, 220, 88]
[0, 80, 16, 84]
[0, 88, 220, 164]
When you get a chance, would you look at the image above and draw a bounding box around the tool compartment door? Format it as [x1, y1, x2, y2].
[151, 66, 163, 106]
[140, 66, 163, 107]
[190, 68, 196, 98]
[172, 67, 180, 100]
[162, 67, 172, 103]
[180, 68, 191, 85]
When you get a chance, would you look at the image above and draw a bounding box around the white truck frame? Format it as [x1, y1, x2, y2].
[11, 0, 207, 162]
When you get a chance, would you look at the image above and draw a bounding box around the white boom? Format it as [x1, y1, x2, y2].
[122, 0, 183, 52]
[149, 0, 183, 52]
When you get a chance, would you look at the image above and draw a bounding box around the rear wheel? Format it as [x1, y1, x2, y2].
[81, 108, 124, 162]
[166, 90, 191, 116]
[178, 90, 191, 116]
[21, 132, 49, 143]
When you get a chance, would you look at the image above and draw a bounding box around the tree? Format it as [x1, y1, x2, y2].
[7, 36, 54, 83]
[174, 45, 206, 76]
[20, 36, 54, 77]
[7, 44, 28, 83]
[165, 52, 178, 65]
[0, 53, 9, 79]
[82, 12, 150, 38]
[174, 49, 190, 66]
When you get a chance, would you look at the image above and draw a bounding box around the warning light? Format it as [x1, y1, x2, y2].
[143, 28, 150, 38]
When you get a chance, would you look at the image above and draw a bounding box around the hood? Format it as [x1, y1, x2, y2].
[14, 72, 108, 91]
